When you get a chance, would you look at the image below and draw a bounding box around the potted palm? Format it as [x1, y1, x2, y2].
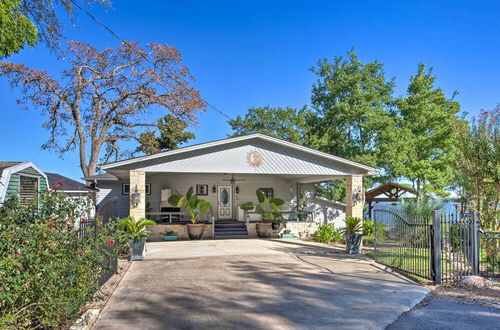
[118, 216, 156, 261]
[341, 216, 363, 254]
[168, 187, 212, 240]
[240, 189, 285, 238]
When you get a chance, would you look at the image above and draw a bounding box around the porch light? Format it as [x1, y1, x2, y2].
[131, 185, 141, 208]
[235, 185, 240, 194]
[352, 186, 364, 205]
[212, 185, 217, 193]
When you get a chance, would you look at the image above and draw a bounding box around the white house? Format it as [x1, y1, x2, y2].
[85, 134, 377, 239]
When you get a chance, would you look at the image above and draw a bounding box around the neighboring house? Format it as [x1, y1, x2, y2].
[86, 134, 376, 228]
[0, 161, 49, 205]
[0, 162, 94, 214]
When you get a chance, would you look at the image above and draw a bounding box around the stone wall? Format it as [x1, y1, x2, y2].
[147, 224, 213, 241]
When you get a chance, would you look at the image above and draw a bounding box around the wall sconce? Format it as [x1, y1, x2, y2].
[235, 185, 240, 194]
[212, 185, 217, 193]
[352, 186, 364, 205]
[131, 185, 141, 208]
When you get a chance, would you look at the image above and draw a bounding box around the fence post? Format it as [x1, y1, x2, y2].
[471, 212, 480, 275]
[431, 210, 442, 284]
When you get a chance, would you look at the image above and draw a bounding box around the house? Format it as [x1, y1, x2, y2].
[86, 134, 378, 239]
[0, 161, 49, 205]
[0, 161, 94, 208]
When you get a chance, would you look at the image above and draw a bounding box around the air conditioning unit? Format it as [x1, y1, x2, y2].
[160, 189, 172, 208]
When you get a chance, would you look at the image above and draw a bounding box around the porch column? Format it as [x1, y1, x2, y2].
[129, 170, 146, 219]
[346, 175, 364, 219]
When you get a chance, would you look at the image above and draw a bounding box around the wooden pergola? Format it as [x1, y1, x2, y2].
[365, 183, 418, 218]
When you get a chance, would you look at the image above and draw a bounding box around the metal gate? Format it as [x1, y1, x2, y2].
[372, 207, 486, 284]
[373, 207, 433, 280]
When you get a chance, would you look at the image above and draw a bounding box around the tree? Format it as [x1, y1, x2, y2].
[0, 0, 108, 58]
[309, 49, 394, 168]
[0, 41, 205, 177]
[228, 106, 309, 144]
[0, 0, 38, 58]
[136, 114, 195, 155]
[454, 107, 499, 230]
[308, 49, 395, 200]
[387, 63, 460, 196]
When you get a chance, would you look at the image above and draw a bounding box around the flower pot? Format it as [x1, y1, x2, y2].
[299, 213, 308, 221]
[187, 223, 205, 240]
[345, 233, 363, 254]
[163, 235, 178, 241]
[130, 238, 146, 261]
[256, 222, 272, 238]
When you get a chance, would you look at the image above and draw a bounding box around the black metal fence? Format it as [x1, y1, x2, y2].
[78, 218, 118, 286]
[373, 207, 498, 284]
[480, 231, 499, 278]
[373, 207, 433, 280]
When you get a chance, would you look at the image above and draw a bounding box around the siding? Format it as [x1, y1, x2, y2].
[4, 167, 48, 201]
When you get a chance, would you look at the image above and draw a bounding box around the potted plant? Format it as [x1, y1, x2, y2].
[163, 230, 178, 241]
[240, 189, 285, 238]
[296, 193, 309, 221]
[118, 216, 156, 261]
[341, 216, 363, 254]
[168, 187, 212, 240]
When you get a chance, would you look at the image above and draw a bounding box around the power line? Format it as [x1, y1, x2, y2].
[68, 0, 233, 121]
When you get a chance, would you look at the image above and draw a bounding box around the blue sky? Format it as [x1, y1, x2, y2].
[1, 0, 499, 180]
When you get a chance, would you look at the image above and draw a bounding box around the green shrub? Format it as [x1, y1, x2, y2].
[363, 219, 374, 237]
[0, 191, 117, 328]
[315, 224, 343, 244]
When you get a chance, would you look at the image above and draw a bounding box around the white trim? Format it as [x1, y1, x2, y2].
[101, 133, 379, 175]
[0, 162, 49, 203]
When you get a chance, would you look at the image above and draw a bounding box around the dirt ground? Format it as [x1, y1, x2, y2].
[424, 282, 500, 308]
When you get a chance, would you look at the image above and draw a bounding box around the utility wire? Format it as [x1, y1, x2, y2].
[68, 0, 233, 121]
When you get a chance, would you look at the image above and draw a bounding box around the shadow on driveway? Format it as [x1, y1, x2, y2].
[94, 240, 429, 330]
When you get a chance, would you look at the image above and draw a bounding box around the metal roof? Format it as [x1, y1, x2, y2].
[101, 134, 379, 177]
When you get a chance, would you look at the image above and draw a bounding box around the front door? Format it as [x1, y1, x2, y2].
[218, 185, 232, 219]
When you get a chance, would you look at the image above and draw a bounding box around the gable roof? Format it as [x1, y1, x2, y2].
[101, 133, 379, 176]
[46, 173, 95, 192]
[365, 182, 418, 203]
[0, 162, 49, 203]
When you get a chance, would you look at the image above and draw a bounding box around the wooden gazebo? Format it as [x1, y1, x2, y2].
[365, 183, 418, 218]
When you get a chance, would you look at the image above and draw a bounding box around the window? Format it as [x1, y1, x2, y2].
[122, 183, 151, 195]
[19, 175, 38, 204]
[258, 188, 274, 200]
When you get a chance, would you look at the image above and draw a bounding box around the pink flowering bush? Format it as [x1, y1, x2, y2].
[0, 191, 117, 328]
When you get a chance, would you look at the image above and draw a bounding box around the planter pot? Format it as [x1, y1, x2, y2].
[163, 235, 178, 241]
[130, 238, 146, 261]
[345, 233, 363, 254]
[256, 223, 272, 238]
[187, 223, 205, 240]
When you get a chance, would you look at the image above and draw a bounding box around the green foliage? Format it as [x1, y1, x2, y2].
[240, 189, 286, 222]
[117, 217, 156, 241]
[228, 106, 310, 144]
[382, 63, 460, 196]
[0, 0, 38, 58]
[454, 107, 499, 230]
[342, 217, 363, 235]
[0, 191, 117, 328]
[399, 198, 442, 219]
[168, 187, 212, 223]
[363, 219, 374, 237]
[136, 114, 195, 155]
[315, 224, 343, 244]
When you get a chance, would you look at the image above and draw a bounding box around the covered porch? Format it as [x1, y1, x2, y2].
[97, 134, 377, 239]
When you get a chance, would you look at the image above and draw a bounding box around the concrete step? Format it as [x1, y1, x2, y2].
[214, 230, 248, 236]
[214, 227, 247, 232]
[214, 234, 249, 239]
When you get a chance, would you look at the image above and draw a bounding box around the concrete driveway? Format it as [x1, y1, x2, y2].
[94, 239, 429, 330]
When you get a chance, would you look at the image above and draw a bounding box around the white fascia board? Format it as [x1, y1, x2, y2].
[101, 133, 379, 174]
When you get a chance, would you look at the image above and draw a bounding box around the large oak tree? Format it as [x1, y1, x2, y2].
[0, 41, 205, 177]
